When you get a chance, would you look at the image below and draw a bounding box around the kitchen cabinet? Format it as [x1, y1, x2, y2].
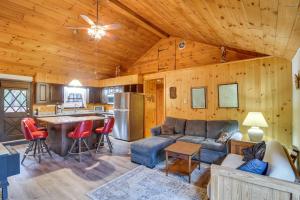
[35, 83, 64, 104]
[49, 84, 64, 103]
[101, 86, 124, 104]
[89, 87, 102, 103]
[124, 84, 143, 93]
[35, 83, 49, 104]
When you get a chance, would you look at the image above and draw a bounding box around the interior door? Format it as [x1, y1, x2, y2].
[0, 80, 31, 142]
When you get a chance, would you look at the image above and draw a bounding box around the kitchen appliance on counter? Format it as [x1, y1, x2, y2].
[94, 106, 105, 113]
[113, 93, 144, 141]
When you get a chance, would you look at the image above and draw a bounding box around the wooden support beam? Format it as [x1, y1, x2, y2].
[107, 0, 169, 38]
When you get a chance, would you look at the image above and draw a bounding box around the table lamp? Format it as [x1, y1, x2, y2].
[242, 112, 268, 142]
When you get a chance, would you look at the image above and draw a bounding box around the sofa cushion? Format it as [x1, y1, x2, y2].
[221, 153, 245, 168]
[216, 131, 231, 144]
[242, 141, 266, 161]
[201, 138, 226, 152]
[206, 120, 239, 139]
[200, 149, 227, 164]
[238, 159, 268, 175]
[185, 120, 207, 137]
[158, 134, 184, 141]
[131, 136, 174, 156]
[165, 117, 186, 134]
[263, 141, 296, 182]
[161, 124, 174, 135]
[177, 135, 205, 144]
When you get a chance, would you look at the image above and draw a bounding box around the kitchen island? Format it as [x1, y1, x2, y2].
[37, 116, 106, 156]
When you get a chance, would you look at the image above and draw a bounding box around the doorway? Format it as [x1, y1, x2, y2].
[144, 78, 165, 137]
[0, 80, 31, 142]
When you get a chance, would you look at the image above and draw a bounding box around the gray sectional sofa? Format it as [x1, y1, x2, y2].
[131, 117, 242, 168]
[151, 117, 242, 164]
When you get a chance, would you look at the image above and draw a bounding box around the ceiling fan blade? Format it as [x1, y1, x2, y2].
[105, 32, 119, 41]
[80, 15, 95, 26]
[65, 26, 89, 30]
[101, 23, 121, 30]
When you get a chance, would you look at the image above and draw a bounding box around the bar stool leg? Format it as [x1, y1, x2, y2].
[21, 141, 34, 164]
[83, 139, 93, 157]
[42, 140, 52, 158]
[65, 139, 77, 159]
[96, 134, 104, 153]
[37, 139, 41, 163]
[105, 135, 113, 153]
[33, 141, 37, 157]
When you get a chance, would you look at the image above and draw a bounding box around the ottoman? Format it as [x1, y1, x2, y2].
[131, 136, 174, 168]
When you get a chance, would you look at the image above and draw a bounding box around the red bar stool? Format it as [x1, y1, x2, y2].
[21, 118, 52, 164]
[27, 118, 47, 131]
[66, 120, 93, 162]
[95, 117, 115, 153]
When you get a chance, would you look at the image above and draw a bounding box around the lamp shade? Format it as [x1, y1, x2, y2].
[242, 112, 268, 128]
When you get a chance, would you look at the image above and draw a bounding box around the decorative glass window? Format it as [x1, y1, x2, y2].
[4, 89, 27, 113]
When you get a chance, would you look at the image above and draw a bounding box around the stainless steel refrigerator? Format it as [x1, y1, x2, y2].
[113, 92, 144, 141]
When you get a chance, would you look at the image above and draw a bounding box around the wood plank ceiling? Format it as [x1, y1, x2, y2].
[0, 0, 299, 79]
[0, 0, 160, 79]
[120, 0, 300, 60]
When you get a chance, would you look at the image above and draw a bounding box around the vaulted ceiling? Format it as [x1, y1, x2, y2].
[121, 0, 300, 60]
[0, 0, 160, 79]
[0, 0, 299, 79]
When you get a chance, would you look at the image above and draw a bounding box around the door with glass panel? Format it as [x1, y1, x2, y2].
[0, 80, 31, 142]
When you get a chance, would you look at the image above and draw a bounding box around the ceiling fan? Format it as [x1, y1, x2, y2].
[66, 0, 121, 40]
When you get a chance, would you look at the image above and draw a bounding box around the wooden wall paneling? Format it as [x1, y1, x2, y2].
[98, 74, 143, 87]
[158, 39, 175, 71]
[144, 79, 157, 137]
[156, 80, 165, 125]
[156, 57, 292, 147]
[125, 37, 262, 74]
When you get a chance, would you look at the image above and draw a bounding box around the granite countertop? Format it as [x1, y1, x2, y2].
[37, 116, 107, 125]
[0, 143, 9, 155]
[34, 110, 114, 118]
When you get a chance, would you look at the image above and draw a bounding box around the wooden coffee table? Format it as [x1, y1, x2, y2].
[165, 141, 201, 183]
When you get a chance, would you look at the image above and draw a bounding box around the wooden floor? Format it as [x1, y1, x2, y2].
[8, 137, 138, 200]
[8, 137, 210, 200]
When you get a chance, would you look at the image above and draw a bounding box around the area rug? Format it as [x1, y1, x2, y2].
[87, 165, 208, 200]
[155, 161, 210, 185]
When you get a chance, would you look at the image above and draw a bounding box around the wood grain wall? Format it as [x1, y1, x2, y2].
[124, 37, 264, 75]
[143, 57, 292, 147]
[292, 48, 300, 169]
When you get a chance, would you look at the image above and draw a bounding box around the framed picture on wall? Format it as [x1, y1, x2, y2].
[218, 83, 239, 108]
[191, 87, 207, 109]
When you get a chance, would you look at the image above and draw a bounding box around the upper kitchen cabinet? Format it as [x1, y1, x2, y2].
[89, 87, 102, 104]
[35, 83, 64, 104]
[49, 84, 64, 104]
[124, 84, 143, 93]
[35, 83, 49, 104]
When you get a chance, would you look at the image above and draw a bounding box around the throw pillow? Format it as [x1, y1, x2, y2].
[242, 141, 266, 162]
[238, 159, 268, 175]
[161, 124, 174, 135]
[216, 131, 231, 144]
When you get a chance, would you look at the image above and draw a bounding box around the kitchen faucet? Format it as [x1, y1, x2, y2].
[74, 103, 79, 112]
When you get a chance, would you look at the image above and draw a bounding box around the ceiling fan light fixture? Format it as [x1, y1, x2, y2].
[87, 26, 106, 40]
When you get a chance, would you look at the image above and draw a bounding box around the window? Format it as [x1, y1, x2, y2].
[63, 86, 88, 108]
[4, 89, 27, 113]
